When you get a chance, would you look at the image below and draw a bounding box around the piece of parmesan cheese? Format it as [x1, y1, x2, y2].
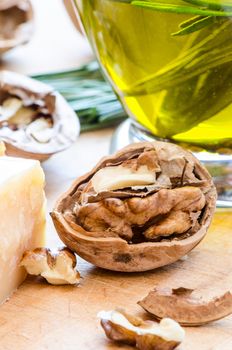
[0, 154, 46, 304]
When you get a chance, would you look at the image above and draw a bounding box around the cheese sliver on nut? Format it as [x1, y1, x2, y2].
[0, 155, 46, 304]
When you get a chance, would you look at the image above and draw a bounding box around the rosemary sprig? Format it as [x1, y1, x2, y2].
[131, 0, 232, 36]
[131, 1, 232, 17]
[32, 62, 126, 132]
[184, 0, 232, 11]
[179, 15, 207, 28]
[156, 61, 232, 137]
[171, 15, 217, 36]
[122, 20, 232, 96]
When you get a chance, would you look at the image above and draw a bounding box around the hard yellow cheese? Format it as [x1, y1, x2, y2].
[0, 141, 5, 156]
[0, 155, 46, 304]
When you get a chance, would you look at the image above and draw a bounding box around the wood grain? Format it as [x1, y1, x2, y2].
[0, 208, 232, 350]
[1, 1, 232, 349]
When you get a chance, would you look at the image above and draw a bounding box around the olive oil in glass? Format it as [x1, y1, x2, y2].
[74, 0, 232, 204]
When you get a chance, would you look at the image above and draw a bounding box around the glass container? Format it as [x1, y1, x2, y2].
[71, 0, 232, 206]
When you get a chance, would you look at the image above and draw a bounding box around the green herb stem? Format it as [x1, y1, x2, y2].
[131, 1, 232, 17]
[32, 62, 126, 132]
[184, 0, 232, 11]
[172, 15, 216, 36]
[122, 21, 232, 96]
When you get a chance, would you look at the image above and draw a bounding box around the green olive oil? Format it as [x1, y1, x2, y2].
[75, 0, 232, 151]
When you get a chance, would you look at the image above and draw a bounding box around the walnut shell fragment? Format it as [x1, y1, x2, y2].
[0, 0, 34, 56]
[0, 71, 79, 160]
[20, 247, 80, 285]
[138, 287, 232, 326]
[98, 309, 185, 350]
[51, 141, 216, 272]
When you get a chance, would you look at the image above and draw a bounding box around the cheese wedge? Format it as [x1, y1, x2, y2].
[0, 141, 5, 155]
[0, 154, 46, 304]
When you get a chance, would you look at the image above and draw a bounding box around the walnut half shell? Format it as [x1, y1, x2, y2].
[51, 141, 216, 272]
[0, 71, 79, 161]
[0, 0, 34, 56]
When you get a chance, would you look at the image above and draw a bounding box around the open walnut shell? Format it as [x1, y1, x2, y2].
[0, 71, 79, 161]
[51, 141, 216, 272]
[0, 0, 34, 55]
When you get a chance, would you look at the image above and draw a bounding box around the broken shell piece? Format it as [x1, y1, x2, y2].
[20, 247, 81, 285]
[51, 141, 216, 272]
[0, 0, 34, 56]
[138, 287, 232, 326]
[0, 71, 79, 161]
[98, 310, 185, 350]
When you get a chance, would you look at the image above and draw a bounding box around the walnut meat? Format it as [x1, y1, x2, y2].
[20, 247, 80, 285]
[51, 142, 216, 272]
[0, 71, 79, 160]
[98, 309, 185, 350]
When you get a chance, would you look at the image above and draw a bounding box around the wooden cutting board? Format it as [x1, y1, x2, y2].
[1, 0, 231, 346]
[0, 129, 232, 350]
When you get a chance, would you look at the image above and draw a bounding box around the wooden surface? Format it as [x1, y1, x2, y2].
[1, 1, 232, 349]
[1, 210, 232, 350]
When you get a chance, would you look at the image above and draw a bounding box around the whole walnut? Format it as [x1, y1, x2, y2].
[51, 142, 216, 272]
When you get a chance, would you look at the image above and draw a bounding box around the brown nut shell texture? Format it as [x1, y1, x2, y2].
[0, 71, 79, 160]
[98, 309, 185, 350]
[0, 0, 34, 55]
[51, 141, 216, 272]
[138, 287, 232, 326]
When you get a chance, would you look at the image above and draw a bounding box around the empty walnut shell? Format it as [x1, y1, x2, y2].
[0, 70, 79, 161]
[51, 141, 216, 272]
[0, 0, 34, 55]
